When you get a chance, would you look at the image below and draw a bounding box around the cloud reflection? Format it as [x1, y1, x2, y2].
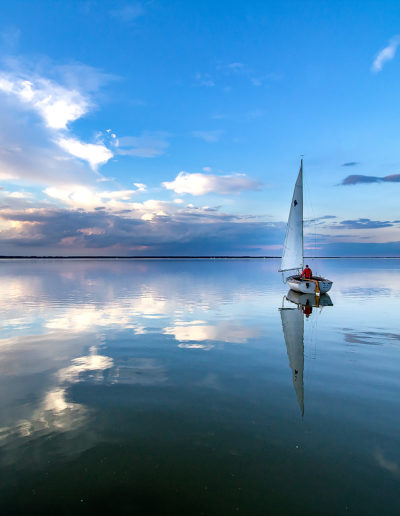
[375, 449, 399, 474]
[57, 346, 113, 383]
[0, 386, 89, 450]
[0, 344, 113, 453]
[164, 320, 260, 345]
[0, 259, 270, 458]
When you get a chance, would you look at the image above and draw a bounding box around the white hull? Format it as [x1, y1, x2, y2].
[287, 275, 333, 294]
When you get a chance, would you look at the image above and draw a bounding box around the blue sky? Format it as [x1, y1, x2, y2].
[0, 0, 400, 255]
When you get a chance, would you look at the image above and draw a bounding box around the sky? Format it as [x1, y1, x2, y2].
[0, 0, 400, 256]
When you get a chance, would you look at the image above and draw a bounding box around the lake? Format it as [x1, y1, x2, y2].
[0, 258, 399, 515]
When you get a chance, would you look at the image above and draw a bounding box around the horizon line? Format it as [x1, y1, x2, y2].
[0, 256, 399, 260]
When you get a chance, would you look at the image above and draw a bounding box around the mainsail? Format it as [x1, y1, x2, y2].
[279, 160, 303, 272]
[280, 307, 304, 416]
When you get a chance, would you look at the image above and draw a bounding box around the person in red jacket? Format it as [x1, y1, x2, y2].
[301, 264, 312, 279]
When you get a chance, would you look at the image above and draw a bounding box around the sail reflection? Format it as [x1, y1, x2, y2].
[280, 289, 333, 416]
[280, 305, 304, 415]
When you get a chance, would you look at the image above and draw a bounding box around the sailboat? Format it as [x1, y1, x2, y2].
[279, 159, 333, 295]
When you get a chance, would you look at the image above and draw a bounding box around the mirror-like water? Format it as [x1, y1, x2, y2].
[0, 258, 399, 515]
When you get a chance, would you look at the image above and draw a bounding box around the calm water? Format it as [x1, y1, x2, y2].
[0, 258, 399, 515]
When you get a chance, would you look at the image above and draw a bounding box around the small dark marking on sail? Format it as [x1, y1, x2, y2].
[294, 200, 298, 206]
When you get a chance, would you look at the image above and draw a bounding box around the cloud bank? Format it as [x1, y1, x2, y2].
[342, 174, 400, 185]
[0, 202, 282, 255]
[338, 218, 394, 230]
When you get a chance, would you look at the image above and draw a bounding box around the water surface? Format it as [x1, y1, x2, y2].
[0, 258, 399, 514]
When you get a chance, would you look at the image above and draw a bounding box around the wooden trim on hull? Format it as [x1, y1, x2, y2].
[287, 275, 333, 294]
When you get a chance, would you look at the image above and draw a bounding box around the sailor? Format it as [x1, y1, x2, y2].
[301, 264, 312, 280]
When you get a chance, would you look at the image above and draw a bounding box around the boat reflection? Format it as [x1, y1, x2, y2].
[280, 289, 333, 416]
[286, 290, 333, 317]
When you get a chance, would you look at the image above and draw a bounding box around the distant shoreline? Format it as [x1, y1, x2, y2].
[0, 256, 399, 260]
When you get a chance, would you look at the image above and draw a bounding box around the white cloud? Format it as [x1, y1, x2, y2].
[56, 137, 113, 170]
[0, 72, 89, 129]
[5, 191, 33, 199]
[44, 184, 143, 210]
[372, 35, 400, 72]
[162, 171, 262, 196]
[192, 130, 224, 143]
[0, 62, 168, 180]
[102, 189, 140, 200]
[40, 185, 187, 223]
[0, 106, 93, 186]
[133, 182, 146, 192]
[0, 65, 119, 174]
[44, 185, 102, 209]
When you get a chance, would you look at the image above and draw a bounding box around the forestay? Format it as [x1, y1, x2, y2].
[280, 307, 304, 415]
[279, 161, 303, 272]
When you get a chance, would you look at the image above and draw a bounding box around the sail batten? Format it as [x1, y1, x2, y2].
[279, 161, 303, 273]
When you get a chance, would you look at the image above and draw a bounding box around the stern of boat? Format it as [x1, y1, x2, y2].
[318, 279, 333, 294]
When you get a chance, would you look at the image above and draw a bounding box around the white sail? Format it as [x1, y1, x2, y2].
[279, 161, 303, 272]
[280, 307, 304, 415]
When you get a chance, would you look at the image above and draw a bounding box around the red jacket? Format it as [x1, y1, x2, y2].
[301, 267, 312, 279]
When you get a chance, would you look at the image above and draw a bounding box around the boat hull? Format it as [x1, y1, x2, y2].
[287, 275, 333, 294]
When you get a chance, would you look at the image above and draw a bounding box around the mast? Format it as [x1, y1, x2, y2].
[300, 158, 304, 269]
